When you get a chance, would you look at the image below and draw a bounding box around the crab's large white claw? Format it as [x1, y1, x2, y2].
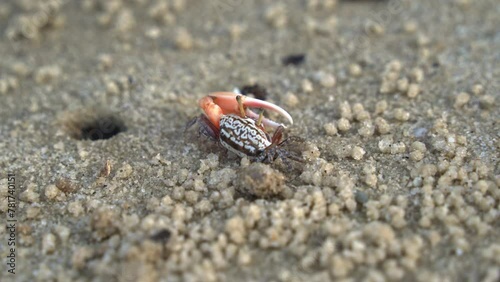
[208, 92, 293, 126]
[241, 96, 293, 126]
[245, 109, 287, 129]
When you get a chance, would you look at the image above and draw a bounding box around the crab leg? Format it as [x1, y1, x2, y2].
[208, 92, 293, 126]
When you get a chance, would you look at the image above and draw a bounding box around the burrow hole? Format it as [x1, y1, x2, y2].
[62, 110, 127, 141]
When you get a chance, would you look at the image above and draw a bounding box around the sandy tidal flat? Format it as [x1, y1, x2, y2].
[0, 0, 499, 281]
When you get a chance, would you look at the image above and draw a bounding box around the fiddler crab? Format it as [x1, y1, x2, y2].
[186, 92, 303, 164]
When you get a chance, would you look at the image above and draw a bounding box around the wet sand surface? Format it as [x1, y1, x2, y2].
[0, 0, 499, 281]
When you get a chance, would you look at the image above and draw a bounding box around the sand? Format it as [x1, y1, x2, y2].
[0, 0, 498, 281]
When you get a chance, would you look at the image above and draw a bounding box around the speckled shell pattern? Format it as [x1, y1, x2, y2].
[219, 114, 272, 158]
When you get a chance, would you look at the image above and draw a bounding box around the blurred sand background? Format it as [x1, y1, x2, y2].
[0, 0, 499, 281]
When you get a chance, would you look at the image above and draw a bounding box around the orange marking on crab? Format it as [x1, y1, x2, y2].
[199, 92, 293, 130]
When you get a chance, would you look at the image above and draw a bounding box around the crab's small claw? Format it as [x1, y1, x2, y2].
[208, 92, 293, 127]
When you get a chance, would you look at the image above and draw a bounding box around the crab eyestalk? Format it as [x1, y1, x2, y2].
[256, 111, 264, 127]
[236, 95, 246, 118]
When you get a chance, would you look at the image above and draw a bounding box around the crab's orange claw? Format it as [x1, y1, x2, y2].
[208, 92, 293, 125]
[199, 96, 223, 130]
[207, 92, 243, 115]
